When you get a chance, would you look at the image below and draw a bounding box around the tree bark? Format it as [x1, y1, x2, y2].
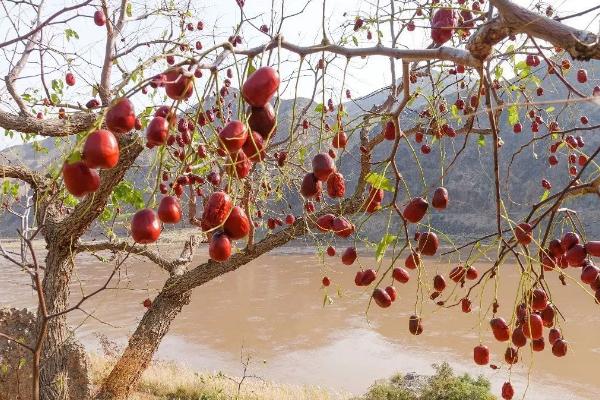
[94, 281, 191, 400]
[39, 243, 89, 400]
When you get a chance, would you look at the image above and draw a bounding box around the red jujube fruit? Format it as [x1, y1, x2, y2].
[131, 209, 162, 244]
[106, 98, 136, 134]
[223, 206, 250, 240]
[209, 232, 232, 262]
[242, 66, 280, 107]
[82, 129, 119, 169]
[146, 117, 170, 146]
[201, 191, 233, 231]
[219, 120, 248, 153]
[157, 196, 182, 224]
[62, 161, 100, 197]
[164, 68, 194, 100]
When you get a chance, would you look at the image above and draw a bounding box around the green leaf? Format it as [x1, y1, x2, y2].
[126, 2, 133, 17]
[365, 172, 393, 192]
[508, 104, 519, 125]
[545, 106, 555, 113]
[477, 134, 485, 147]
[246, 59, 256, 78]
[64, 28, 79, 41]
[375, 234, 396, 263]
[352, 36, 358, 47]
[539, 189, 550, 202]
[314, 103, 325, 113]
[494, 66, 503, 80]
[322, 294, 333, 307]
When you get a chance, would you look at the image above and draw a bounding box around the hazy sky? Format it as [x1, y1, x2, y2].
[0, 0, 597, 150]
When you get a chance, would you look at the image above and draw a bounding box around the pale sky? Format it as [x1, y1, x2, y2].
[0, 0, 597, 150]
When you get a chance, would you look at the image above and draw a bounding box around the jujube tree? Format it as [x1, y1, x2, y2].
[1, 1, 600, 400]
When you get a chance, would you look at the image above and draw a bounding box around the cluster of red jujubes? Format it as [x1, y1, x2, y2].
[468, 228, 600, 400]
[331, 187, 449, 311]
[62, 98, 136, 197]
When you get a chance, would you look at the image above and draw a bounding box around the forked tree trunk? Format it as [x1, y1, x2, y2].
[94, 283, 191, 400]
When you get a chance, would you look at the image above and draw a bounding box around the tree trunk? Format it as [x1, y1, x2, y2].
[39, 243, 89, 400]
[94, 283, 191, 400]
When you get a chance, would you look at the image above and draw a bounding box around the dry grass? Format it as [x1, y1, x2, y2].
[88, 353, 351, 400]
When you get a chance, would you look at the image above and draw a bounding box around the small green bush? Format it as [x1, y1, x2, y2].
[360, 362, 495, 400]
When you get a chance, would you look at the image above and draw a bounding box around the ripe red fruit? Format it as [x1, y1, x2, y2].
[209, 232, 232, 262]
[157, 196, 182, 224]
[449, 266, 466, 282]
[93, 10, 106, 26]
[62, 161, 100, 197]
[514, 223, 533, 245]
[354, 271, 364, 286]
[418, 232, 439, 256]
[408, 315, 423, 335]
[548, 328, 561, 345]
[241, 131, 265, 162]
[373, 288, 392, 308]
[431, 8, 456, 45]
[316, 214, 335, 232]
[586, 241, 600, 257]
[461, 298, 472, 313]
[566, 244, 587, 266]
[504, 347, 519, 364]
[219, 120, 248, 153]
[65, 72, 76, 86]
[242, 66, 280, 107]
[385, 286, 397, 302]
[522, 314, 543, 340]
[532, 337, 545, 352]
[301, 173, 322, 198]
[361, 269, 377, 286]
[433, 274, 446, 292]
[322, 276, 331, 287]
[501, 382, 514, 400]
[392, 267, 410, 283]
[577, 68, 588, 83]
[431, 187, 448, 209]
[247, 104, 276, 139]
[223, 206, 250, 240]
[466, 266, 478, 280]
[513, 122, 522, 133]
[146, 117, 170, 146]
[131, 209, 162, 244]
[549, 239, 564, 257]
[332, 131, 348, 148]
[106, 98, 136, 134]
[405, 251, 421, 269]
[561, 232, 580, 251]
[403, 197, 428, 223]
[473, 345, 489, 365]
[332, 217, 354, 238]
[326, 172, 345, 198]
[531, 288, 548, 311]
[323, 246, 335, 257]
[226, 150, 252, 179]
[541, 304, 555, 327]
[164, 68, 194, 100]
[82, 130, 119, 169]
[548, 155, 558, 166]
[511, 326, 527, 348]
[525, 54, 540, 67]
[552, 339, 568, 357]
[490, 317, 510, 342]
[142, 298, 152, 308]
[285, 214, 295, 225]
[312, 153, 336, 181]
[201, 191, 233, 231]
[341, 247, 357, 265]
[383, 120, 396, 140]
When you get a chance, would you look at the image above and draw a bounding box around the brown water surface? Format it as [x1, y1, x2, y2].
[1, 245, 599, 399]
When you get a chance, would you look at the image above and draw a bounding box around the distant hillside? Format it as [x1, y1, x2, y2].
[2, 60, 599, 242]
